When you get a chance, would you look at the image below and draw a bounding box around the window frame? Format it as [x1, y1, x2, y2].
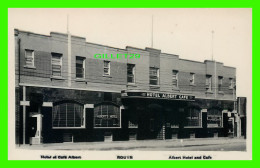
[51, 53, 63, 77]
[52, 102, 85, 129]
[103, 60, 110, 76]
[206, 75, 212, 92]
[149, 67, 160, 86]
[184, 108, 202, 128]
[93, 104, 122, 128]
[207, 109, 224, 128]
[229, 78, 234, 89]
[218, 76, 223, 92]
[127, 64, 135, 84]
[24, 49, 35, 67]
[76, 56, 86, 79]
[190, 73, 195, 85]
[172, 70, 179, 87]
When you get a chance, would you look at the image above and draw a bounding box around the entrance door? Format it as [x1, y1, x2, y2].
[29, 114, 42, 144]
[137, 109, 164, 140]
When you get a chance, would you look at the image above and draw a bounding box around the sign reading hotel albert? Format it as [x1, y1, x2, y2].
[121, 91, 195, 101]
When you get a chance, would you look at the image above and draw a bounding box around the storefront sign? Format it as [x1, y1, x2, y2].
[121, 91, 195, 101]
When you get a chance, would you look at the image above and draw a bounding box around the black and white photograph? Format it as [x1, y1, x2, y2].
[8, 8, 252, 160]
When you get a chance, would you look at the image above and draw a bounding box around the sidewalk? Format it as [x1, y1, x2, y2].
[17, 137, 246, 151]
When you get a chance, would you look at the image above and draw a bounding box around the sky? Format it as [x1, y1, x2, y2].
[8, 8, 252, 98]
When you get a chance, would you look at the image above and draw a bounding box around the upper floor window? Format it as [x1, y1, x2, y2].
[25, 49, 34, 67]
[206, 75, 212, 92]
[76, 56, 85, 78]
[149, 67, 159, 85]
[104, 61, 110, 76]
[190, 73, 195, 85]
[218, 76, 223, 91]
[229, 78, 234, 89]
[127, 64, 135, 83]
[52, 102, 84, 128]
[172, 70, 178, 87]
[51, 53, 62, 77]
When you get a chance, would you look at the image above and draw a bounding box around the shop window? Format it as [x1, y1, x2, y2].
[76, 56, 85, 78]
[190, 73, 195, 85]
[172, 70, 178, 87]
[94, 104, 120, 128]
[218, 76, 223, 92]
[206, 75, 212, 92]
[51, 53, 62, 77]
[52, 102, 84, 128]
[104, 61, 110, 76]
[149, 67, 159, 85]
[185, 108, 201, 127]
[127, 64, 135, 83]
[25, 49, 34, 67]
[207, 108, 222, 127]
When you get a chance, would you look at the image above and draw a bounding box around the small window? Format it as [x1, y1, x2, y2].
[25, 49, 34, 67]
[172, 70, 178, 87]
[149, 67, 159, 85]
[128, 121, 138, 128]
[218, 76, 223, 91]
[104, 61, 110, 76]
[229, 78, 234, 88]
[51, 53, 62, 76]
[127, 64, 135, 83]
[206, 75, 212, 91]
[190, 73, 195, 85]
[76, 56, 85, 78]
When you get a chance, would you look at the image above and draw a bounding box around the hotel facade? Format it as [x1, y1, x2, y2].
[14, 29, 246, 144]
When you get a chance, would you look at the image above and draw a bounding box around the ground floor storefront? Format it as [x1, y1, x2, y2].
[15, 86, 242, 144]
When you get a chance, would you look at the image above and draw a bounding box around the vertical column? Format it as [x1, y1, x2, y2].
[67, 18, 71, 87]
[23, 86, 26, 144]
[20, 86, 30, 144]
[85, 104, 94, 141]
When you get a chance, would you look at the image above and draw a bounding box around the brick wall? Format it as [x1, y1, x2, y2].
[15, 29, 236, 100]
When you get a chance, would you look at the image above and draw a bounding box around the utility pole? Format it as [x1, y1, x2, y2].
[67, 15, 71, 87]
[151, 15, 154, 48]
[212, 30, 217, 99]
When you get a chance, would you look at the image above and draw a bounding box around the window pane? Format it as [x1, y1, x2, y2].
[104, 68, 109, 74]
[104, 61, 110, 67]
[52, 103, 84, 128]
[149, 67, 159, 85]
[186, 108, 201, 127]
[127, 64, 135, 83]
[25, 50, 34, 66]
[150, 79, 158, 85]
[207, 109, 222, 127]
[94, 104, 120, 127]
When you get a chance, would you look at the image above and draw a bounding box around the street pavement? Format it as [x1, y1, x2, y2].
[17, 137, 246, 151]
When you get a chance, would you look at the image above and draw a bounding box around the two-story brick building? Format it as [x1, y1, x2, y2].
[14, 29, 244, 145]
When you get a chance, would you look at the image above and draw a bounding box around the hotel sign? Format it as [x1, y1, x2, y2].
[121, 91, 195, 101]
